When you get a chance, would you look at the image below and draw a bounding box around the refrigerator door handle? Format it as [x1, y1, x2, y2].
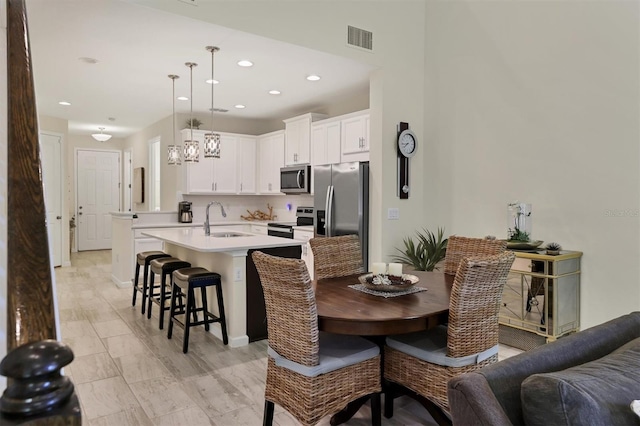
[326, 185, 335, 237]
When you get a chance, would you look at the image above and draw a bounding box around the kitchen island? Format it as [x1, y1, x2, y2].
[141, 227, 302, 347]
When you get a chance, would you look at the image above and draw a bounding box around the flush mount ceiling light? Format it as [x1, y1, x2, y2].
[237, 60, 253, 67]
[268, 90, 281, 95]
[91, 127, 112, 142]
[167, 74, 182, 165]
[58, 101, 71, 106]
[183, 62, 200, 162]
[306, 75, 321, 81]
[204, 46, 221, 159]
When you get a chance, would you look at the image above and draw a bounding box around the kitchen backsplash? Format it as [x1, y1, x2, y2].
[181, 194, 313, 223]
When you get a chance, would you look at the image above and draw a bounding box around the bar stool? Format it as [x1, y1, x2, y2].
[132, 251, 171, 314]
[168, 267, 229, 353]
[148, 257, 191, 329]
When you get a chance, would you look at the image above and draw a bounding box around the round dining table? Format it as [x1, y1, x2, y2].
[314, 270, 454, 336]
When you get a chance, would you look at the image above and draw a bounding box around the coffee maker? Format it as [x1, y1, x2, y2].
[178, 201, 193, 223]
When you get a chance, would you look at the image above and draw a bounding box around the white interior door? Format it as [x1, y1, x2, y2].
[77, 150, 121, 251]
[40, 133, 62, 266]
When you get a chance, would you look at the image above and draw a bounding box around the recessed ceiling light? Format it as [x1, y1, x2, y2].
[237, 60, 253, 67]
[177, 96, 188, 101]
[306, 75, 321, 81]
[205, 79, 219, 84]
[268, 90, 281, 95]
[58, 101, 71, 106]
[234, 104, 246, 109]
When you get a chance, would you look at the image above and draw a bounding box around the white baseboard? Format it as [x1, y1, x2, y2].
[208, 326, 249, 348]
[111, 274, 131, 288]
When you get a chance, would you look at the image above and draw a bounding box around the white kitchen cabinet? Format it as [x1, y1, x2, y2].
[257, 131, 285, 194]
[311, 119, 341, 166]
[182, 130, 213, 193]
[340, 112, 370, 163]
[237, 136, 257, 194]
[283, 113, 327, 166]
[251, 223, 269, 235]
[294, 228, 315, 280]
[211, 134, 238, 193]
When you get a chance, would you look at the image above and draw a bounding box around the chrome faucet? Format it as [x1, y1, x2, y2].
[204, 201, 227, 236]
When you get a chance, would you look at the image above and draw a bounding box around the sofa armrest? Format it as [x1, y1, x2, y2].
[448, 372, 513, 426]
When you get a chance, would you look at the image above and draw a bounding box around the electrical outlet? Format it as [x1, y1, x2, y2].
[234, 267, 243, 282]
[387, 208, 400, 220]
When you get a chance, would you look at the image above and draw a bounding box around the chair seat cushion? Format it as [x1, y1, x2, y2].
[385, 325, 498, 368]
[268, 332, 379, 377]
[521, 336, 640, 426]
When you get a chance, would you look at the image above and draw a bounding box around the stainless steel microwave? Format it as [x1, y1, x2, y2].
[280, 165, 311, 194]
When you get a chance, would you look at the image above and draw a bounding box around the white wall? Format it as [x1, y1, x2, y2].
[0, 0, 8, 391]
[425, 0, 640, 328]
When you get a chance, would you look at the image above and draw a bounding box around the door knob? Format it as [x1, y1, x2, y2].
[78, 212, 82, 216]
[56, 216, 62, 220]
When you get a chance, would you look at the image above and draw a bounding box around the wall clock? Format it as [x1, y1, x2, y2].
[397, 122, 417, 199]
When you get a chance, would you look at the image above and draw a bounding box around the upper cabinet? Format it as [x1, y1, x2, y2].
[283, 113, 327, 166]
[237, 136, 256, 194]
[257, 130, 285, 194]
[311, 119, 341, 166]
[340, 112, 370, 163]
[181, 129, 254, 195]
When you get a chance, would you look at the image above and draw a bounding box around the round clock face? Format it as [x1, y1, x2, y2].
[398, 129, 417, 158]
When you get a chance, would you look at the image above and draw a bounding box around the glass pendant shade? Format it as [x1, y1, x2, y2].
[167, 144, 181, 165]
[204, 46, 221, 159]
[183, 139, 200, 162]
[92, 127, 112, 142]
[183, 61, 199, 163]
[167, 74, 181, 165]
[204, 133, 221, 158]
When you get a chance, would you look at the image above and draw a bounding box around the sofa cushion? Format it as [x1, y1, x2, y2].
[521, 336, 640, 426]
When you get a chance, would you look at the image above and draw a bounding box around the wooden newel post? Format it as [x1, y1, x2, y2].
[0, 340, 80, 425]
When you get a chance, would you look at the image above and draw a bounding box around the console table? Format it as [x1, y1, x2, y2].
[499, 250, 582, 350]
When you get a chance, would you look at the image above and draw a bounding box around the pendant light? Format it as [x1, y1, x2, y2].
[91, 127, 112, 142]
[167, 74, 181, 165]
[204, 46, 221, 158]
[183, 62, 199, 162]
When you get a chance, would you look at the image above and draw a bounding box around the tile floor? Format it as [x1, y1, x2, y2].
[56, 250, 522, 425]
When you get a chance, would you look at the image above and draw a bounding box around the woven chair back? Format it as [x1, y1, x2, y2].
[252, 251, 320, 366]
[309, 235, 364, 280]
[447, 251, 515, 358]
[444, 236, 507, 275]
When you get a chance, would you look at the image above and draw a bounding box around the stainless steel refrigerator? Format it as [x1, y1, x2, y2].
[314, 161, 369, 269]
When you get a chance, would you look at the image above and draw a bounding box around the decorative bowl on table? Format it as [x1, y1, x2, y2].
[503, 240, 544, 250]
[358, 273, 419, 292]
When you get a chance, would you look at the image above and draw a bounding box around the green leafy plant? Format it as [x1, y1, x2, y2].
[508, 228, 530, 242]
[391, 227, 448, 271]
[185, 118, 202, 129]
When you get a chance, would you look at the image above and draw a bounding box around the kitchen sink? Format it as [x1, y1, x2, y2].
[211, 232, 246, 238]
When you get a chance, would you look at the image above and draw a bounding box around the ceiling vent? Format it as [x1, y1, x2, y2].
[210, 108, 228, 113]
[347, 25, 373, 52]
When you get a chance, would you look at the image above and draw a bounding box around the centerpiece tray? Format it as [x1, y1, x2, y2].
[358, 273, 419, 292]
[503, 240, 543, 250]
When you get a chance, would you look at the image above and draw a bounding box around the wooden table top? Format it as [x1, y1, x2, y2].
[314, 271, 453, 336]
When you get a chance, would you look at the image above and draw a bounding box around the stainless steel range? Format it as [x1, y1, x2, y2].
[267, 206, 314, 239]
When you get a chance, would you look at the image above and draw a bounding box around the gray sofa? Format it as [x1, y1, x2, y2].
[448, 312, 640, 425]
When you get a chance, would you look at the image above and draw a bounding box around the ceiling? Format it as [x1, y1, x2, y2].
[25, 0, 375, 139]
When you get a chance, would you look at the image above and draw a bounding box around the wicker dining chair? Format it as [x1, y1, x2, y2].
[308, 234, 364, 280]
[384, 251, 515, 417]
[443, 236, 507, 275]
[251, 251, 381, 426]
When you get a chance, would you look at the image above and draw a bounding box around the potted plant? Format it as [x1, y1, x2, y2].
[185, 118, 202, 129]
[545, 242, 562, 255]
[391, 227, 448, 271]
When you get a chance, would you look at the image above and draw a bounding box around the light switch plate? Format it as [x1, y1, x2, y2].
[388, 208, 400, 220]
[234, 267, 243, 282]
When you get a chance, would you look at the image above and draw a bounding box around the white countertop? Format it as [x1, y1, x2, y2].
[130, 220, 271, 230]
[142, 227, 303, 253]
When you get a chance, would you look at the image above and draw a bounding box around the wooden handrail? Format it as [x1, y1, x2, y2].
[2, 0, 80, 423]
